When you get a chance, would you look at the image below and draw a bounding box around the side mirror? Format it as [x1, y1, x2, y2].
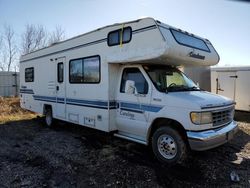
[125, 80, 137, 94]
[196, 82, 200, 88]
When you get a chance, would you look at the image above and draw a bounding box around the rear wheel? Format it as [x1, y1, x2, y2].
[45, 108, 54, 127]
[152, 126, 187, 165]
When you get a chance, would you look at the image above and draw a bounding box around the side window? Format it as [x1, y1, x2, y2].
[70, 59, 83, 83]
[108, 27, 132, 46]
[108, 31, 119, 46]
[25, 67, 34, 82]
[83, 56, 100, 82]
[57, 63, 64, 83]
[69, 56, 100, 83]
[123, 28, 131, 42]
[170, 29, 210, 52]
[120, 68, 148, 94]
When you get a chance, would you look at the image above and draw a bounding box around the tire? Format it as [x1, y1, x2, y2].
[152, 126, 187, 165]
[45, 108, 54, 127]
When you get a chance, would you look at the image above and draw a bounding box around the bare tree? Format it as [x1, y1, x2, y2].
[34, 25, 47, 49]
[0, 53, 7, 71]
[48, 26, 65, 45]
[21, 24, 47, 54]
[21, 25, 65, 54]
[3, 25, 17, 72]
[21, 24, 35, 54]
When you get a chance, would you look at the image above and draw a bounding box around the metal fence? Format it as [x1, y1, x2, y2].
[0, 72, 19, 97]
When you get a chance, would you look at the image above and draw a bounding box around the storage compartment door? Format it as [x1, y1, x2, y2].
[235, 71, 250, 111]
[217, 71, 236, 100]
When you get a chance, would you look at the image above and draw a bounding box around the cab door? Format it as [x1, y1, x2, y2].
[116, 67, 151, 139]
[55, 57, 66, 119]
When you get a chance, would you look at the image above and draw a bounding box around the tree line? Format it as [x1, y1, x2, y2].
[0, 24, 65, 72]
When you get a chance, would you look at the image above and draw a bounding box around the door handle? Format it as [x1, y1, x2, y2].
[230, 75, 238, 78]
[56, 86, 59, 91]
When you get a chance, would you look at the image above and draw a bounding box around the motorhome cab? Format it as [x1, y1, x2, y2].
[20, 18, 238, 164]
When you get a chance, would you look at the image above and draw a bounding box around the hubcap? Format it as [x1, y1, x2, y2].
[157, 134, 177, 159]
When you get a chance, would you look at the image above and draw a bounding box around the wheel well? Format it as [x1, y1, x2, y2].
[43, 104, 52, 115]
[148, 118, 187, 144]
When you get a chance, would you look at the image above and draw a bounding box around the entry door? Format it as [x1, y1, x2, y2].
[55, 57, 66, 119]
[217, 71, 236, 100]
[116, 67, 151, 139]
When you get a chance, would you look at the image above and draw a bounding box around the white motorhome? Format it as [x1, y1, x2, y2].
[20, 18, 238, 164]
[211, 66, 250, 112]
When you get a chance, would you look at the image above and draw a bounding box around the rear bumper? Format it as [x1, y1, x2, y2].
[187, 121, 238, 151]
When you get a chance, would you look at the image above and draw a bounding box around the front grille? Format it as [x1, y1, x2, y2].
[212, 107, 234, 127]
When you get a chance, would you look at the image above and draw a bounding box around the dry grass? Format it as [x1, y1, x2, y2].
[0, 97, 37, 124]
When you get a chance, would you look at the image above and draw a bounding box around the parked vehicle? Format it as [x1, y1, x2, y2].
[211, 66, 250, 112]
[20, 18, 238, 164]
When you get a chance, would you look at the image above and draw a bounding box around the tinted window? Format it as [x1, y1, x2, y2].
[69, 56, 100, 83]
[123, 28, 132, 43]
[120, 68, 148, 94]
[70, 59, 83, 83]
[170, 29, 210, 52]
[108, 31, 119, 46]
[108, 27, 132, 46]
[57, 63, 64, 83]
[25, 67, 34, 82]
[83, 57, 100, 82]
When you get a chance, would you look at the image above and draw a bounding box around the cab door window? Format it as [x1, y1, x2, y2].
[120, 68, 148, 94]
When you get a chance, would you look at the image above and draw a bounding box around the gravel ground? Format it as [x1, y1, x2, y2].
[0, 111, 249, 187]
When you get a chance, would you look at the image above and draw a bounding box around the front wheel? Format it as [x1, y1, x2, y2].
[152, 126, 187, 165]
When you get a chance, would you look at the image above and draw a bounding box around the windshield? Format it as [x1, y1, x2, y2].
[144, 65, 200, 92]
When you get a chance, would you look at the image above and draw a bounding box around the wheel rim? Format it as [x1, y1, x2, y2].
[157, 134, 177, 160]
[46, 111, 52, 126]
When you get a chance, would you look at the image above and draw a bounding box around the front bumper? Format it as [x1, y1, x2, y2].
[187, 121, 238, 151]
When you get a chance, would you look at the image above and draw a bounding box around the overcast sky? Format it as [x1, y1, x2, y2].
[0, 0, 249, 66]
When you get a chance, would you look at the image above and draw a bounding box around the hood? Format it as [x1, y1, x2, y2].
[166, 91, 234, 110]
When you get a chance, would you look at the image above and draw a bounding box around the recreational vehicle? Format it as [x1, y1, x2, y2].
[20, 18, 238, 164]
[211, 66, 250, 112]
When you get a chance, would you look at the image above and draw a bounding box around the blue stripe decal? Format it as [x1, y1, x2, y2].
[32, 95, 163, 112]
[141, 104, 162, 113]
[66, 102, 108, 109]
[66, 98, 108, 107]
[34, 95, 56, 101]
[56, 97, 65, 104]
[109, 101, 117, 109]
[20, 89, 34, 94]
[33, 95, 109, 109]
[120, 107, 144, 114]
[120, 102, 162, 113]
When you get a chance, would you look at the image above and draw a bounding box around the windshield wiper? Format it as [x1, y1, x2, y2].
[167, 85, 187, 92]
[188, 86, 201, 91]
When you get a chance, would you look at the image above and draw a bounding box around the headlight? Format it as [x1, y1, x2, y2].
[190, 112, 213, 125]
